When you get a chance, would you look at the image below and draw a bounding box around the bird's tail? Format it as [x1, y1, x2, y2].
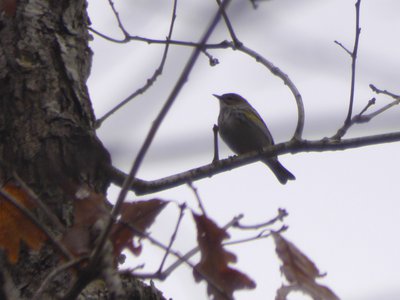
[263, 158, 295, 185]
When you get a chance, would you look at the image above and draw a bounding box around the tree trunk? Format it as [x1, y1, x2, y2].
[0, 1, 164, 299]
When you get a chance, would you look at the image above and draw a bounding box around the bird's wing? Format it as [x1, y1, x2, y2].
[238, 107, 275, 144]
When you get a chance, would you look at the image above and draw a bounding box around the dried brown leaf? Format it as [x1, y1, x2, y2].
[0, 182, 47, 263]
[192, 213, 256, 300]
[273, 232, 340, 300]
[110, 199, 168, 257]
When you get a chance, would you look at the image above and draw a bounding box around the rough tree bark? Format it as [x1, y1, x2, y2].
[0, 1, 164, 299]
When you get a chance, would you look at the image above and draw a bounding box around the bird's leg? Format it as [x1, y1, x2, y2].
[212, 124, 220, 163]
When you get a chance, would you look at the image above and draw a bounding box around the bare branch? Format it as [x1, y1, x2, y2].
[89, 27, 232, 49]
[202, 49, 220, 66]
[334, 40, 352, 56]
[157, 203, 186, 274]
[333, 86, 400, 138]
[366, 100, 400, 119]
[187, 182, 207, 216]
[107, 0, 130, 40]
[237, 44, 305, 140]
[332, 97, 375, 138]
[216, 0, 241, 46]
[370, 84, 400, 100]
[224, 225, 287, 247]
[233, 208, 288, 230]
[358, 97, 376, 116]
[336, 0, 362, 139]
[108, 130, 400, 195]
[88, 27, 127, 43]
[128, 223, 198, 280]
[96, 0, 178, 127]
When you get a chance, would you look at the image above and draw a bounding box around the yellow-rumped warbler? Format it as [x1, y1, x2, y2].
[214, 93, 295, 184]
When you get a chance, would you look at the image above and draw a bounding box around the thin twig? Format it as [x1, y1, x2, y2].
[96, 0, 178, 127]
[216, 0, 241, 46]
[88, 27, 127, 43]
[358, 97, 375, 116]
[202, 49, 220, 66]
[0, 189, 73, 260]
[370, 84, 400, 100]
[89, 27, 232, 49]
[233, 208, 288, 230]
[224, 225, 287, 246]
[237, 44, 305, 140]
[90, 0, 232, 282]
[126, 223, 196, 280]
[334, 40, 352, 56]
[157, 203, 186, 274]
[365, 99, 400, 119]
[333, 85, 400, 138]
[332, 97, 375, 138]
[347, 0, 362, 123]
[107, 0, 130, 39]
[187, 182, 207, 216]
[336, 0, 362, 139]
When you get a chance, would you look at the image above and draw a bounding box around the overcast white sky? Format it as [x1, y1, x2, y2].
[88, 1, 400, 299]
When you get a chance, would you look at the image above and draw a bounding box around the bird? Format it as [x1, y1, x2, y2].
[213, 93, 295, 184]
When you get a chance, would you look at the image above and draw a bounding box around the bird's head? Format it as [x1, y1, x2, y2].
[213, 93, 249, 108]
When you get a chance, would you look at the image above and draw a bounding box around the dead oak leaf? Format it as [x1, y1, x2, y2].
[192, 213, 256, 300]
[0, 182, 47, 263]
[110, 199, 168, 257]
[273, 232, 340, 300]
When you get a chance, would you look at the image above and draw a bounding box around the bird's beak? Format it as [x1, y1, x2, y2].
[213, 94, 221, 100]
